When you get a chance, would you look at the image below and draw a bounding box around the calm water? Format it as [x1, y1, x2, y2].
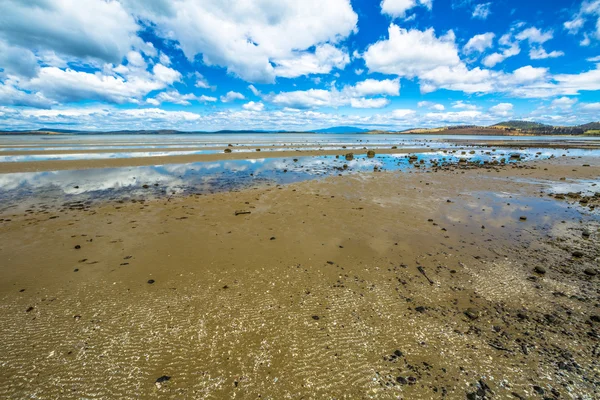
[0, 133, 598, 212]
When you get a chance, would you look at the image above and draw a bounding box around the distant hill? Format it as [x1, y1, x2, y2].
[492, 121, 550, 130]
[310, 126, 371, 133]
[579, 122, 600, 130]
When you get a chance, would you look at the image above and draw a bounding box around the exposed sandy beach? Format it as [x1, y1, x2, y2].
[0, 146, 598, 399]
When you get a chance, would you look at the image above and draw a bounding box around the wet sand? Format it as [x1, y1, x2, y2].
[0, 150, 598, 398]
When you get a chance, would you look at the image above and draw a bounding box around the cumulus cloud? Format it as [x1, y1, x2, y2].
[529, 48, 564, 60]
[363, 25, 460, 78]
[350, 98, 391, 108]
[380, 0, 433, 19]
[0, 0, 140, 64]
[122, 0, 358, 83]
[464, 33, 495, 54]
[220, 91, 245, 103]
[22, 62, 181, 105]
[489, 103, 513, 117]
[267, 78, 400, 109]
[516, 27, 554, 44]
[482, 33, 520, 67]
[351, 79, 401, 97]
[273, 44, 350, 79]
[242, 101, 265, 111]
[550, 97, 577, 110]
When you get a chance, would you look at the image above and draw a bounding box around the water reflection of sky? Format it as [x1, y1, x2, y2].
[0, 147, 598, 212]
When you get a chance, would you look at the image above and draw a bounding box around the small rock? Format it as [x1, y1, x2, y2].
[534, 266, 546, 274]
[590, 315, 600, 323]
[235, 210, 251, 216]
[224, 148, 232, 153]
[74, 245, 81, 250]
[393, 349, 403, 357]
[312, 315, 320, 320]
[396, 376, 408, 385]
[583, 268, 597, 276]
[367, 150, 376, 158]
[519, 216, 527, 221]
[532, 385, 544, 395]
[147, 279, 155, 284]
[464, 308, 479, 320]
[572, 250, 584, 258]
[345, 153, 354, 161]
[582, 229, 591, 238]
[415, 306, 426, 313]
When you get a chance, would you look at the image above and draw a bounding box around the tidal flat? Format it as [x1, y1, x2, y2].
[0, 134, 598, 399]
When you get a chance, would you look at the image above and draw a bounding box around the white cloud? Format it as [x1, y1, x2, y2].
[220, 91, 245, 103]
[489, 103, 513, 117]
[564, 18, 585, 34]
[122, 0, 358, 83]
[0, 79, 54, 108]
[464, 33, 495, 54]
[516, 27, 554, 44]
[510, 65, 549, 83]
[472, 3, 492, 20]
[423, 110, 483, 123]
[581, 34, 592, 46]
[564, 1, 600, 43]
[248, 85, 261, 96]
[418, 101, 444, 111]
[270, 89, 335, 109]
[391, 109, 417, 119]
[350, 98, 391, 108]
[194, 72, 212, 89]
[199, 95, 218, 103]
[380, 0, 433, 19]
[242, 101, 265, 111]
[482, 33, 520, 67]
[529, 48, 565, 60]
[452, 101, 478, 110]
[23, 63, 181, 104]
[363, 25, 460, 77]
[588, 55, 600, 61]
[272, 44, 350, 78]
[581, 102, 600, 111]
[147, 90, 217, 106]
[0, 0, 140, 64]
[266, 78, 400, 109]
[351, 78, 400, 96]
[419, 64, 495, 94]
[550, 97, 577, 110]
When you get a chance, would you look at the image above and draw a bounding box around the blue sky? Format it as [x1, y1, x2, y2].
[0, 0, 599, 131]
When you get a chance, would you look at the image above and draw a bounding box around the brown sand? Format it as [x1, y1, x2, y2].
[0, 156, 598, 399]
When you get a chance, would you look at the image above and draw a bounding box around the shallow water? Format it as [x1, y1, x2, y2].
[1, 147, 599, 213]
[0, 133, 598, 212]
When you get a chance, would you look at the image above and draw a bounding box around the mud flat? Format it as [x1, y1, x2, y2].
[0, 146, 598, 398]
